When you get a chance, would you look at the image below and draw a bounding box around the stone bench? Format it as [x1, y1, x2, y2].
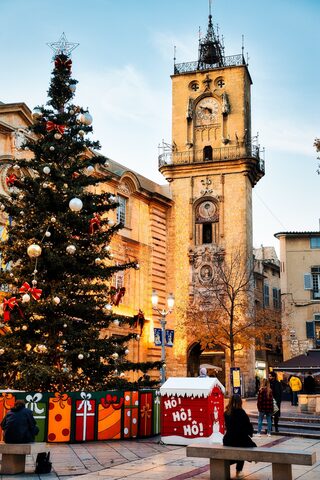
[186, 443, 316, 480]
[0, 442, 49, 474]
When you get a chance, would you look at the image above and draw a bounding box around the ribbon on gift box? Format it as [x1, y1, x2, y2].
[140, 402, 152, 435]
[101, 394, 123, 410]
[52, 392, 69, 409]
[76, 392, 95, 441]
[25, 393, 45, 415]
[19, 282, 42, 301]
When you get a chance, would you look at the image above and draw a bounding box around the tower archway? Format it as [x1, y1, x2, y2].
[187, 342, 226, 386]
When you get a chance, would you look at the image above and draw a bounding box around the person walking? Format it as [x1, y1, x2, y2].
[289, 375, 302, 406]
[223, 394, 256, 479]
[1, 399, 39, 443]
[256, 379, 273, 436]
[304, 372, 316, 394]
[269, 371, 282, 433]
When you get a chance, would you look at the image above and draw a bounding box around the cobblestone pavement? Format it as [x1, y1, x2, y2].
[1, 401, 319, 480]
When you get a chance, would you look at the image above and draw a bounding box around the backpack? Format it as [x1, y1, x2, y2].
[35, 452, 52, 474]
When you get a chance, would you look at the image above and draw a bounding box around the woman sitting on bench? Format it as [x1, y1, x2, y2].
[223, 394, 256, 479]
[1, 400, 39, 443]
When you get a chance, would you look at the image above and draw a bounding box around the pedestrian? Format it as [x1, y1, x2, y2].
[256, 379, 273, 436]
[198, 367, 208, 378]
[223, 394, 256, 479]
[268, 371, 282, 433]
[288, 374, 302, 406]
[1, 399, 39, 443]
[255, 375, 260, 395]
[304, 372, 316, 394]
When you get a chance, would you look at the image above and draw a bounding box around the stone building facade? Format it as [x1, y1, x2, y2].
[275, 231, 320, 360]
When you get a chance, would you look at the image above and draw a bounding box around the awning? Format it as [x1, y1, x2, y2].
[273, 350, 320, 373]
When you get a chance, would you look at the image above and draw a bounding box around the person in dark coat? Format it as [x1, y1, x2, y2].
[304, 372, 316, 394]
[1, 400, 39, 443]
[269, 371, 282, 432]
[223, 394, 256, 479]
[256, 379, 273, 436]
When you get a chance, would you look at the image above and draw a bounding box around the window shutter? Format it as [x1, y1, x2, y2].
[306, 321, 315, 339]
[304, 274, 313, 290]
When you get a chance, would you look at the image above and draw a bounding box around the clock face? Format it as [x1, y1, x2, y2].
[196, 97, 219, 124]
[198, 201, 216, 220]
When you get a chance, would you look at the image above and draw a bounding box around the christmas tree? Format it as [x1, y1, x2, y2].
[0, 34, 161, 392]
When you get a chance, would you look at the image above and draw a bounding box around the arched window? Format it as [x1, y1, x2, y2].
[195, 199, 219, 245]
[203, 145, 212, 161]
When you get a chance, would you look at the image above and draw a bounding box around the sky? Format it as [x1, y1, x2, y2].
[1, 0, 319, 254]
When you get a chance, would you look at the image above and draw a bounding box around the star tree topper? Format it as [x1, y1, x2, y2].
[47, 32, 79, 58]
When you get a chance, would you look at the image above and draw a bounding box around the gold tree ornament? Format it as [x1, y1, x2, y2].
[27, 244, 42, 258]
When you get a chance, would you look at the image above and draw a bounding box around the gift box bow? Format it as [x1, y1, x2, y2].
[46, 121, 65, 135]
[101, 394, 124, 410]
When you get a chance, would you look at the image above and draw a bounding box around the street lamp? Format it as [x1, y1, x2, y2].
[151, 290, 174, 385]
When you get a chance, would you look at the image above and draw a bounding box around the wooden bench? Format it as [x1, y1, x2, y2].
[0, 442, 49, 474]
[186, 444, 317, 480]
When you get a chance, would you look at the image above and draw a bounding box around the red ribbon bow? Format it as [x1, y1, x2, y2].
[6, 174, 17, 187]
[101, 394, 124, 410]
[54, 57, 72, 71]
[89, 214, 101, 234]
[46, 121, 65, 135]
[19, 282, 42, 301]
[3, 297, 17, 322]
[112, 287, 126, 306]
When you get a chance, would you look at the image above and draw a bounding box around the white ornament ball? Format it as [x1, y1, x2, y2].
[69, 197, 83, 212]
[95, 257, 102, 265]
[63, 323, 67, 328]
[125, 349, 129, 355]
[135, 263, 140, 270]
[109, 195, 116, 202]
[107, 219, 114, 226]
[13, 164, 20, 170]
[104, 245, 111, 252]
[53, 296, 60, 304]
[32, 108, 42, 120]
[66, 245, 76, 255]
[0, 348, 5, 355]
[32, 279, 37, 285]
[78, 353, 84, 360]
[104, 303, 112, 311]
[78, 130, 85, 137]
[45, 231, 51, 237]
[69, 109, 75, 115]
[69, 83, 76, 93]
[43, 166, 51, 174]
[27, 244, 42, 258]
[49, 146, 55, 151]
[136, 334, 140, 340]
[51, 217, 56, 223]
[22, 293, 31, 303]
[112, 352, 119, 359]
[54, 133, 62, 140]
[86, 165, 94, 174]
[22, 325, 28, 331]
[113, 319, 120, 326]
[42, 182, 49, 188]
[81, 112, 93, 125]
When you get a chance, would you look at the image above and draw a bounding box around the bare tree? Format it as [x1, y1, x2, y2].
[181, 250, 281, 368]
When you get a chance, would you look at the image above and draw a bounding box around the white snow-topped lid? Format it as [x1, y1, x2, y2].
[160, 377, 225, 397]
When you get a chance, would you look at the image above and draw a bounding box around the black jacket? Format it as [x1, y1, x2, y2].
[223, 408, 256, 448]
[270, 379, 282, 405]
[1, 405, 39, 443]
[304, 375, 316, 394]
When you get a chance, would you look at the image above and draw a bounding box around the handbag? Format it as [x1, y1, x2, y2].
[35, 452, 52, 474]
[272, 398, 279, 415]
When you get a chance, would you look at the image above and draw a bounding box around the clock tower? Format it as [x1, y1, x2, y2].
[159, 7, 264, 393]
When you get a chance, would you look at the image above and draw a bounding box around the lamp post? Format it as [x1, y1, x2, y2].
[151, 290, 174, 385]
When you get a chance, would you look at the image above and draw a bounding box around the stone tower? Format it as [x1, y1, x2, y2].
[159, 8, 264, 394]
